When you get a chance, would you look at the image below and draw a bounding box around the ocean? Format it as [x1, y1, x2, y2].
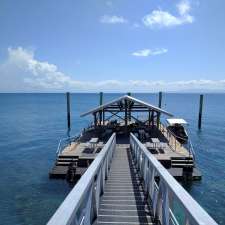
[0, 93, 224, 225]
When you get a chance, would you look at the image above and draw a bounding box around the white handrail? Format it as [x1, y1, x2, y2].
[47, 133, 116, 225]
[159, 122, 196, 160]
[130, 133, 217, 225]
[56, 134, 80, 155]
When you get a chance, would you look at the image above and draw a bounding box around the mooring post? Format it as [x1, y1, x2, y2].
[198, 94, 204, 129]
[66, 92, 71, 131]
[157, 92, 162, 128]
[99, 92, 103, 105]
[99, 92, 103, 126]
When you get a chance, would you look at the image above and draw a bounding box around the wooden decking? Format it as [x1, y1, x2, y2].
[49, 125, 201, 181]
[94, 144, 155, 225]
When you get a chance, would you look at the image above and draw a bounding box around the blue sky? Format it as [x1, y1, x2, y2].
[0, 0, 225, 92]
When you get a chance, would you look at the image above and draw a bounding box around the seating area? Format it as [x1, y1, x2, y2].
[133, 128, 168, 155]
[82, 138, 104, 155]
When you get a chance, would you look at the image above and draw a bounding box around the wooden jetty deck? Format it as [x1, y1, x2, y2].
[49, 129, 200, 181]
[94, 144, 155, 225]
[49, 95, 201, 181]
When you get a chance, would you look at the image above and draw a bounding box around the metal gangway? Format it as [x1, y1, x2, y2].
[47, 133, 218, 225]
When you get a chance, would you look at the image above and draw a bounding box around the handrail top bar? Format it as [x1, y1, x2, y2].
[130, 133, 217, 225]
[47, 133, 116, 225]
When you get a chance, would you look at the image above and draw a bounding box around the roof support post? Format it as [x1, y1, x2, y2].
[127, 93, 132, 122]
[151, 111, 154, 127]
[148, 110, 151, 127]
[157, 112, 160, 128]
[94, 113, 97, 128]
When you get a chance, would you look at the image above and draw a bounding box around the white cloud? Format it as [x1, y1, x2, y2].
[0, 47, 225, 92]
[142, 0, 194, 28]
[0, 47, 76, 91]
[126, 80, 225, 92]
[106, 1, 113, 7]
[177, 0, 191, 15]
[132, 48, 168, 57]
[100, 15, 128, 24]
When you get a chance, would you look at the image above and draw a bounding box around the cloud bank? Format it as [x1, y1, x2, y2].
[0, 47, 225, 92]
[143, 0, 194, 28]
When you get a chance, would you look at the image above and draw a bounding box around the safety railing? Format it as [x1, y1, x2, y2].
[48, 133, 116, 225]
[56, 135, 80, 155]
[130, 133, 217, 225]
[159, 123, 196, 160]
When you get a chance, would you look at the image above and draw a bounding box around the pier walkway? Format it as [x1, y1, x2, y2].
[95, 144, 154, 225]
[47, 133, 217, 225]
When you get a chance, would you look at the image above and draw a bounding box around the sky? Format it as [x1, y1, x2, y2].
[0, 0, 225, 92]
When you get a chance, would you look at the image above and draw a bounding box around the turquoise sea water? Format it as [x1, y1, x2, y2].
[0, 93, 224, 225]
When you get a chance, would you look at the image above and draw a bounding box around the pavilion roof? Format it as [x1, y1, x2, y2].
[80, 95, 173, 117]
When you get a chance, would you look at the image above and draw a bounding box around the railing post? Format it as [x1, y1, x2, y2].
[95, 170, 101, 215]
[83, 185, 93, 225]
[144, 160, 149, 193]
[100, 163, 105, 195]
[154, 181, 162, 221]
[162, 182, 170, 225]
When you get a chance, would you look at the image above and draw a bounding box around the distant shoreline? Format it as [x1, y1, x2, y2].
[0, 92, 225, 94]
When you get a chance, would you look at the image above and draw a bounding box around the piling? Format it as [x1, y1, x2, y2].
[183, 167, 193, 181]
[157, 92, 162, 128]
[66, 92, 71, 131]
[158, 92, 162, 108]
[99, 92, 103, 105]
[198, 94, 204, 129]
[99, 92, 103, 126]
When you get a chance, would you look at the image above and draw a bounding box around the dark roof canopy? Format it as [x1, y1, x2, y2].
[80, 95, 173, 117]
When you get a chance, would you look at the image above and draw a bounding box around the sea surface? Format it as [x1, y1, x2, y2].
[0, 93, 224, 225]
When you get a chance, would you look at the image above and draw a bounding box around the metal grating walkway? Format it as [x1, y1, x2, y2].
[94, 144, 155, 225]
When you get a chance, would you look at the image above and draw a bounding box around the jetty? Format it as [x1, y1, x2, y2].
[47, 95, 217, 225]
[49, 95, 200, 181]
